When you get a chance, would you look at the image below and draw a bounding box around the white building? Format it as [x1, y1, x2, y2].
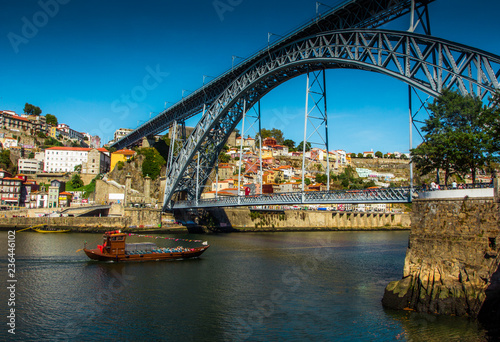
[34, 151, 45, 163]
[114, 128, 134, 142]
[57, 123, 85, 142]
[18, 159, 43, 174]
[44, 147, 110, 173]
[334, 150, 347, 165]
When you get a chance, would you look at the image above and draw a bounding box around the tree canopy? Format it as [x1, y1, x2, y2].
[283, 139, 295, 150]
[258, 128, 284, 144]
[139, 147, 166, 180]
[297, 141, 311, 152]
[24, 103, 42, 116]
[70, 173, 84, 188]
[46, 114, 58, 126]
[411, 88, 499, 185]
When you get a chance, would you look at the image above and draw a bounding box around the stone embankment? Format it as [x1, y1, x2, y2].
[206, 208, 410, 231]
[0, 207, 188, 233]
[382, 197, 500, 319]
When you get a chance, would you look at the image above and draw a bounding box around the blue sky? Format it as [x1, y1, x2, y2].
[1, 0, 499, 154]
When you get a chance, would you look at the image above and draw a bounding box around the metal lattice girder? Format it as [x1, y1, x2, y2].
[111, 0, 432, 151]
[172, 187, 415, 209]
[162, 29, 500, 210]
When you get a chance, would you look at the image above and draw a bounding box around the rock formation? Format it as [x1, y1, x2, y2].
[382, 197, 500, 318]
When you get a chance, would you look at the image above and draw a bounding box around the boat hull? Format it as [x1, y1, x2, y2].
[83, 246, 209, 262]
[34, 228, 71, 233]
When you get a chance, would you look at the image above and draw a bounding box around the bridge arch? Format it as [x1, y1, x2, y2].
[163, 29, 500, 210]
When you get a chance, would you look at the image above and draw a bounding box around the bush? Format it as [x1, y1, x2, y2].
[138, 147, 166, 180]
[70, 173, 84, 188]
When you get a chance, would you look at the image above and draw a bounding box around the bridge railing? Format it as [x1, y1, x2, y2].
[172, 187, 416, 209]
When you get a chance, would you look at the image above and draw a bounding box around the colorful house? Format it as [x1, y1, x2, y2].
[110, 149, 136, 171]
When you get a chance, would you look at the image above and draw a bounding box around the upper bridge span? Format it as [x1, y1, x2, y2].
[111, 0, 434, 151]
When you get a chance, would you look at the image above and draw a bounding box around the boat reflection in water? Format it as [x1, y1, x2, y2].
[83, 230, 209, 262]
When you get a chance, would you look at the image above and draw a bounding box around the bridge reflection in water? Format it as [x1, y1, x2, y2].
[173, 187, 415, 209]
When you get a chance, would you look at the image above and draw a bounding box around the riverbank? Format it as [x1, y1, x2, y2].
[0, 216, 189, 234]
[2, 207, 411, 233]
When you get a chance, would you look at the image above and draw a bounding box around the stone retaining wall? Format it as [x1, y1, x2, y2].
[382, 197, 500, 319]
[210, 208, 410, 230]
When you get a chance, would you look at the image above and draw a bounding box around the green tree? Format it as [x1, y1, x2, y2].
[74, 164, 82, 172]
[350, 153, 357, 158]
[218, 153, 230, 163]
[44, 137, 63, 147]
[411, 88, 499, 185]
[138, 147, 166, 180]
[259, 128, 285, 144]
[24, 103, 42, 115]
[297, 141, 311, 152]
[45, 114, 58, 126]
[315, 173, 327, 184]
[70, 173, 84, 188]
[375, 151, 383, 158]
[0, 150, 14, 174]
[357, 153, 363, 158]
[283, 139, 295, 150]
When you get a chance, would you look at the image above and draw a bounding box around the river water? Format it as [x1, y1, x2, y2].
[0, 230, 493, 341]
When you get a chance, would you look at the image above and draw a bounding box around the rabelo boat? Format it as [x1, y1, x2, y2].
[83, 230, 209, 262]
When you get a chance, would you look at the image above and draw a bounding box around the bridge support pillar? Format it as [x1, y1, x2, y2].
[302, 68, 330, 192]
[382, 197, 500, 320]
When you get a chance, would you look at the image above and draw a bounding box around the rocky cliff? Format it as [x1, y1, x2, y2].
[108, 154, 165, 201]
[382, 197, 500, 318]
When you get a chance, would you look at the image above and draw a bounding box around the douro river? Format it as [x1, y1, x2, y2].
[0, 230, 491, 341]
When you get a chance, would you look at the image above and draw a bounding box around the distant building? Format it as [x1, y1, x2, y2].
[33, 191, 48, 208]
[110, 149, 136, 171]
[49, 126, 61, 139]
[0, 111, 33, 134]
[0, 137, 18, 149]
[114, 128, 134, 142]
[58, 191, 73, 208]
[18, 158, 43, 174]
[48, 180, 66, 209]
[0, 176, 22, 207]
[44, 147, 110, 173]
[57, 123, 85, 142]
[89, 135, 101, 148]
[83, 148, 111, 175]
[48, 186, 59, 208]
[263, 137, 277, 147]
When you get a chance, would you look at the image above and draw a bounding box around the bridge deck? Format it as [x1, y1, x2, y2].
[173, 187, 415, 209]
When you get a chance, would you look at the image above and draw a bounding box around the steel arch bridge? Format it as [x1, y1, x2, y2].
[161, 28, 500, 210]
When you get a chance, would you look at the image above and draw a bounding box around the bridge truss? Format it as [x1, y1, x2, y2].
[173, 187, 415, 209]
[111, 0, 434, 151]
[163, 29, 500, 210]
